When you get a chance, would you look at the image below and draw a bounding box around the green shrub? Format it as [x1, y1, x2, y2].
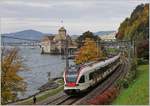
[137, 58, 149, 65]
[122, 80, 129, 89]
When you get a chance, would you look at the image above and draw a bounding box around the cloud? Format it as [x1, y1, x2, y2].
[0, 0, 148, 34]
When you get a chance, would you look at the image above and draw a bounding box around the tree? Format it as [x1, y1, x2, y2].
[1, 48, 28, 104]
[75, 38, 104, 64]
[116, 3, 149, 59]
[76, 31, 100, 48]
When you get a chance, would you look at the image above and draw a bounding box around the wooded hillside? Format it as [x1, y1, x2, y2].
[116, 4, 149, 58]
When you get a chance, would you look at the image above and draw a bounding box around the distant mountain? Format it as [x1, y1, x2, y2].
[70, 31, 116, 41]
[1, 29, 47, 40]
[70, 35, 79, 40]
[1, 29, 53, 44]
[1, 29, 116, 44]
[94, 31, 116, 36]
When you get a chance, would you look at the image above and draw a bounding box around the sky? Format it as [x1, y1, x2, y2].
[0, 0, 149, 35]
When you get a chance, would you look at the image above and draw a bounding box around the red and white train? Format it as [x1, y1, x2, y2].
[63, 53, 121, 94]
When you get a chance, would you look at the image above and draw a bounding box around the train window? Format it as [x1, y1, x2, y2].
[102, 65, 107, 72]
[89, 73, 93, 80]
[79, 75, 85, 83]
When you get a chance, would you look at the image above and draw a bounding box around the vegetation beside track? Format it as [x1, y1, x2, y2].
[112, 64, 149, 105]
[11, 79, 64, 105]
[106, 48, 118, 54]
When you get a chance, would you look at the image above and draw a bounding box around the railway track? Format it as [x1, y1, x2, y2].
[57, 96, 81, 105]
[45, 92, 82, 105]
[74, 58, 128, 105]
[44, 58, 128, 105]
[44, 93, 69, 105]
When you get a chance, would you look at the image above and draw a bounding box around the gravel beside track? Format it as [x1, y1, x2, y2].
[40, 58, 129, 105]
[74, 58, 128, 105]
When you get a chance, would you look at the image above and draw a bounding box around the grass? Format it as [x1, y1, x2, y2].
[55, 79, 64, 84]
[106, 48, 118, 54]
[17, 86, 64, 105]
[15, 79, 64, 105]
[37, 86, 63, 102]
[112, 64, 149, 105]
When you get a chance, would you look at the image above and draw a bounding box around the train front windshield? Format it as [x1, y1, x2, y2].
[66, 75, 77, 82]
[66, 65, 79, 83]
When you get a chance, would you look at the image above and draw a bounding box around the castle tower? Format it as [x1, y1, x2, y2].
[58, 27, 66, 39]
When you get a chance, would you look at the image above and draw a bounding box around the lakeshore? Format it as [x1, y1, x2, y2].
[9, 78, 64, 105]
[4, 46, 73, 99]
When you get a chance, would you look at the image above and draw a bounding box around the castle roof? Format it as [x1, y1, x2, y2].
[59, 27, 66, 31]
[41, 35, 55, 42]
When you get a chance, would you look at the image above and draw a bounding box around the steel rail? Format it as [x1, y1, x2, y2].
[43, 58, 128, 105]
[74, 59, 128, 105]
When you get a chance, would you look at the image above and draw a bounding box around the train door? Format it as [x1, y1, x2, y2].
[85, 73, 91, 89]
[79, 75, 88, 90]
[89, 72, 95, 87]
[94, 71, 98, 84]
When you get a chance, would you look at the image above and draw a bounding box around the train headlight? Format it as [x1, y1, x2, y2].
[76, 84, 79, 86]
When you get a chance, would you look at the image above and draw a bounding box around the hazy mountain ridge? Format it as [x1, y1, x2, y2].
[2, 29, 46, 40]
[2, 29, 116, 42]
[94, 31, 116, 36]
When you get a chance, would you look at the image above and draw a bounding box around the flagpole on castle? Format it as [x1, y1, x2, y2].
[61, 20, 64, 27]
[61, 20, 69, 71]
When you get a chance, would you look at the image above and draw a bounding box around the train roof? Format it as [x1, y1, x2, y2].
[68, 53, 120, 73]
[78, 53, 120, 77]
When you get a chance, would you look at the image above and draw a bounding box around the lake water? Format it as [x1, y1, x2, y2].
[7, 46, 74, 99]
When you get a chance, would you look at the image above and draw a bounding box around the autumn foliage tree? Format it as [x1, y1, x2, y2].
[116, 4, 149, 59]
[1, 48, 28, 104]
[76, 31, 100, 48]
[75, 38, 103, 64]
